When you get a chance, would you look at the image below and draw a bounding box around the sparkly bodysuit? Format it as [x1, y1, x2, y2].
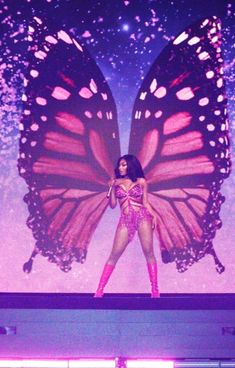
[115, 183, 153, 242]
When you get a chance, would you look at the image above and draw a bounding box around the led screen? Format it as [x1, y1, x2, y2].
[0, 0, 234, 294]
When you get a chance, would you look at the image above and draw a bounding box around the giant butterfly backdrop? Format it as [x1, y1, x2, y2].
[0, 0, 234, 293]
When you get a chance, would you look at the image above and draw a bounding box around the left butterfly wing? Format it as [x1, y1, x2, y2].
[18, 17, 120, 272]
[128, 17, 231, 272]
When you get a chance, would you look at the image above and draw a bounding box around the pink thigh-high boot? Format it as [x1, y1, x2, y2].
[147, 262, 160, 298]
[94, 263, 115, 297]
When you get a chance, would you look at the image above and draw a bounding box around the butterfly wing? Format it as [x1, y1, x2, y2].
[18, 18, 120, 272]
[128, 17, 231, 272]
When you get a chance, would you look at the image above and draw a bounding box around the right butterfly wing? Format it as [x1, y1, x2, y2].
[148, 187, 225, 272]
[128, 17, 231, 272]
[18, 17, 120, 272]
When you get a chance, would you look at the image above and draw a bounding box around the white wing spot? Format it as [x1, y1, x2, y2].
[31, 123, 39, 131]
[176, 87, 194, 100]
[79, 87, 93, 99]
[173, 31, 188, 45]
[106, 111, 113, 120]
[219, 67, 224, 75]
[140, 92, 147, 100]
[45, 35, 58, 44]
[58, 30, 73, 44]
[97, 111, 103, 119]
[207, 124, 215, 131]
[84, 111, 92, 118]
[198, 51, 210, 61]
[73, 38, 83, 52]
[101, 93, 108, 100]
[34, 50, 47, 60]
[199, 97, 209, 106]
[33, 16, 42, 25]
[154, 86, 166, 98]
[199, 116, 205, 122]
[51, 86, 71, 100]
[221, 123, 226, 131]
[41, 115, 47, 122]
[225, 119, 229, 130]
[23, 78, 28, 87]
[211, 35, 219, 43]
[150, 78, 157, 93]
[155, 110, 162, 118]
[19, 123, 24, 131]
[209, 27, 217, 34]
[217, 78, 223, 88]
[188, 36, 200, 45]
[36, 97, 47, 106]
[30, 69, 39, 78]
[201, 19, 209, 28]
[217, 95, 224, 102]
[28, 26, 35, 33]
[145, 110, 151, 118]
[89, 79, 98, 93]
[206, 71, 214, 79]
[135, 110, 141, 120]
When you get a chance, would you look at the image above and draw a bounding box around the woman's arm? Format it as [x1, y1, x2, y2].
[107, 179, 117, 209]
[140, 178, 157, 228]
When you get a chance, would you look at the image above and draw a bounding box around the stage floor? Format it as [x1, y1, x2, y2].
[1, 292, 235, 309]
[1, 293, 235, 359]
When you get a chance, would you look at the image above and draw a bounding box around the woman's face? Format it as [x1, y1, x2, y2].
[119, 159, 128, 177]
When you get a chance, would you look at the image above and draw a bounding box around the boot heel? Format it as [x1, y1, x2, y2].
[94, 263, 115, 297]
[147, 262, 160, 298]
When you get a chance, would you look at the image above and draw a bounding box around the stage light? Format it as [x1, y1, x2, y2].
[0, 360, 116, 368]
[69, 360, 116, 368]
[126, 360, 174, 368]
[174, 362, 219, 367]
[0, 360, 67, 368]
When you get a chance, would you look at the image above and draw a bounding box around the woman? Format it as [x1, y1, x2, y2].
[94, 154, 160, 297]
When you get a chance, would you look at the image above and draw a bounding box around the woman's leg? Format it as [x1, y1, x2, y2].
[94, 225, 129, 297]
[107, 225, 130, 265]
[138, 220, 160, 297]
[138, 220, 156, 263]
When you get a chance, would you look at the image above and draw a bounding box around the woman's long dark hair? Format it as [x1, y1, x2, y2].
[115, 154, 145, 182]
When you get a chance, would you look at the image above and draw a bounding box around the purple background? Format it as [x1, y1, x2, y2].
[0, 0, 234, 293]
